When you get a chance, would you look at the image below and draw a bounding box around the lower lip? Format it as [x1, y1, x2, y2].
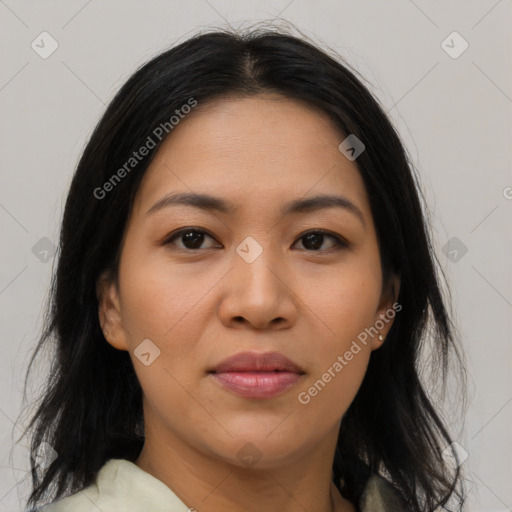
[210, 371, 303, 398]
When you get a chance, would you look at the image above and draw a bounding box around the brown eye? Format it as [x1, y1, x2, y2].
[163, 228, 348, 253]
[164, 228, 220, 250]
[293, 230, 348, 252]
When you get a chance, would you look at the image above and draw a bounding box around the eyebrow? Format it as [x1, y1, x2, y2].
[146, 191, 366, 228]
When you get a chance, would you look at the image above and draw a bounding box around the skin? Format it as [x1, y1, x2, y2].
[97, 94, 400, 512]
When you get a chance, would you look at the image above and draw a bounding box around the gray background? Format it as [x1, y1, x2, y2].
[0, 1, 511, 510]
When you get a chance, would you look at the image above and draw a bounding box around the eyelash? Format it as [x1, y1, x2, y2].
[162, 227, 348, 253]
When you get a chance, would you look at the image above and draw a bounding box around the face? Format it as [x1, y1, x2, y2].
[97, 94, 399, 469]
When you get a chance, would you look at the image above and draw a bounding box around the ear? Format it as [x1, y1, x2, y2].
[96, 269, 129, 351]
[369, 273, 401, 351]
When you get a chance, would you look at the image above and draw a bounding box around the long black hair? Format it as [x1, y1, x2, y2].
[19, 24, 466, 511]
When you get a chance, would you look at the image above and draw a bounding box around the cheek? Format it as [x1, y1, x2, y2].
[295, 264, 380, 410]
[294, 342, 370, 439]
[306, 268, 382, 345]
[117, 245, 220, 343]
[297, 293, 373, 414]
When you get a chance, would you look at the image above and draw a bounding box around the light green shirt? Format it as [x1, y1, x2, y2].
[34, 458, 407, 512]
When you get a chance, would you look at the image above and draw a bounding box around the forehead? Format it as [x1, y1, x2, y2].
[131, 94, 371, 221]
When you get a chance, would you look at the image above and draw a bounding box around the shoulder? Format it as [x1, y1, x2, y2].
[28, 481, 101, 512]
[358, 473, 409, 512]
[28, 458, 191, 512]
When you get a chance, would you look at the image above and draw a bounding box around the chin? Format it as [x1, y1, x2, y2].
[203, 431, 311, 470]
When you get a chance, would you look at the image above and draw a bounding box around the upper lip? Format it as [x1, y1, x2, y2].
[210, 351, 305, 374]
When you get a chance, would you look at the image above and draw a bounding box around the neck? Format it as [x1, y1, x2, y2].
[135, 418, 356, 512]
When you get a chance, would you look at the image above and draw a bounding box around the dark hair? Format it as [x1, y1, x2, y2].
[20, 24, 466, 511]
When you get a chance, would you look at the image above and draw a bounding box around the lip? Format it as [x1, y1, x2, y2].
[210, 351, 305, 374]
[208, 351, 305, 399]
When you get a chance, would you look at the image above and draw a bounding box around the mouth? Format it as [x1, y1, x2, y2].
[208, 351, 306, 399]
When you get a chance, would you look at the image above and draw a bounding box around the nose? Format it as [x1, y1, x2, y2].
[217, 246, 298, 331]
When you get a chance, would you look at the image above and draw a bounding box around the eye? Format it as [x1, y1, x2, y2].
[163, 228, 348, 252]
[163, 228, 220, 250]
[292, 230, 348, 252]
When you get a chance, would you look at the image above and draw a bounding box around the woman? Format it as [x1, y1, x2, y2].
[21, 26, 466, 512]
